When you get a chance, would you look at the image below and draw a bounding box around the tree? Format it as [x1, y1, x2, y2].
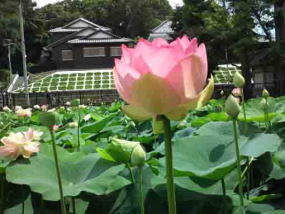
[172, 0, 285, 96]
[37, 0, 172, 38]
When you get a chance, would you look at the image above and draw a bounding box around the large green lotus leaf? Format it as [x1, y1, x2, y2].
[172, 135, 238, 179]
[171, 122, 281, 180]
[172, 122, 245, 179]
[6, 144, 130, 201]
[240, 133, 281, 157]
[191, 112, 229, 127]
[238, 97, 277, 122]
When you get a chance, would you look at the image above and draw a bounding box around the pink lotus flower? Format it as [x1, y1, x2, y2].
[113, 36, 214, 120]
[0, 128, 42, 159]
[41, 105, 48, 111]
[232, 88, 241, 97]
[15, 108, 32, 118]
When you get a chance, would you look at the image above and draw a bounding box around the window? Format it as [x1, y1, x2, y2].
[83, 47, 105, 57]
[254, 73, 264, 84]
[62, 50, 73, 61]
[110, 47, 122, 56]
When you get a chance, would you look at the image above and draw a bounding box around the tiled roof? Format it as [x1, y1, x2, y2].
[68, 38, 133, 44]
[49, 18, 111, 33]
[151, 20, 174, 34]
[49, 28, 80, 33]
[148, 33, 172, 41]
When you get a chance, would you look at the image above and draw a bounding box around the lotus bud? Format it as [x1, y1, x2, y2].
[71, 99, 80, 107]
[39, 112, 56, 129]
[130, 144, 146, 166]
[262, 89, 270, 98]
[233, 72, 245, 88]
[107, 139, 145, 166]
[260, 98, 268, 110]
[225, 95, 240, 118]
[220, 90, 224, 96]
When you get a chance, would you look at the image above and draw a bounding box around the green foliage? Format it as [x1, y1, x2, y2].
[6, 144, 130, 201]
[1, 96, 285, 212]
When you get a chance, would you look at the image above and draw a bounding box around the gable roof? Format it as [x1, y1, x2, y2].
[45, 27, 98, 49]
[151, 20, 174, 34]
[148, 20, 174, 41]
[49, 18, 111, 33]
[68, 29, 133, 44]
[82, 29, 121, 39]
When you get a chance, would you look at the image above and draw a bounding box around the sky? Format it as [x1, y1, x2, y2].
[34, 0, 184, 8]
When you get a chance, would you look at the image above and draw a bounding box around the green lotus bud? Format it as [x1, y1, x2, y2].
[107, 138, 139, 163]
[233, 72, 245, 88]
[260, 98, 268, 110]
[71, 99, 80, 107]
[262, 89, 270, 98]
[130, 144, 146, 166]
[39, 112, 56, 128]
[225, 95, 240, 118]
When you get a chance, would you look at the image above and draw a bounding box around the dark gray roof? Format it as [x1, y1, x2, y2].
[49, 18, 111, 33]
[68, 38, 133, 44]
[151, 20, 174, 34]
[45, 27, 98, 49]
[148, 20, 174, 41]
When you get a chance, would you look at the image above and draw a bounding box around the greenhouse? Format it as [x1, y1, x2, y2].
[9, 69, 118, 107]
[13, 69, 115, 93]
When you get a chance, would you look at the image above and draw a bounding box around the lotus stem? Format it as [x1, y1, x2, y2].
[50, 130, 67, 214]
[72, 198, 76, 214]
[0, 174, 4, 214]
[232, 119, 245, 214]
[138, 166, 145, 214]
[160, 115, 177, 214]
[221, 178, 226, 197]
[240, 88, 248, 136]
[127, 164, 135, 184]
[77, 109, 80, 151]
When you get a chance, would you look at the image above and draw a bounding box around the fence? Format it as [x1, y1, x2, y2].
[0, 83, 273, 109]
[9, 89, 119, 108]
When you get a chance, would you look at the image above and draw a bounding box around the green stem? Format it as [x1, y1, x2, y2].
[72, 197, 76, 214]
[221, 178, 226, 197]
[265, 98, 271, 129]
[0, 174, 4, 214]
[138, 166, 145, 214]
[232, 119, 245, 214]
[127, 164, 135, 184]
[22, 186, 25, 214]
[160, 115, 177, 214]
[241, 88, 248, 136]
[77, 109, 80, 151]
[50, 130, 67, 214]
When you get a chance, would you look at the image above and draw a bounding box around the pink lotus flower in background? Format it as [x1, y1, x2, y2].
[41, 105, 48, 111]
[53, 125, 59, 131]
[0, 128, 42, 159]
[15, 108, 32, 118]
[113, 36, 214, 120]
[232, 88, 241, 97]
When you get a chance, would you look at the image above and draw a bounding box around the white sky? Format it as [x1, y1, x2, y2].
[34, 0, 184, 8]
